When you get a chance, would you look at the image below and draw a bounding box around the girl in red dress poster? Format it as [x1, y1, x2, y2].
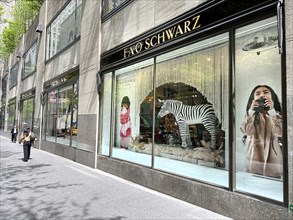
[120, 96, 131, 149]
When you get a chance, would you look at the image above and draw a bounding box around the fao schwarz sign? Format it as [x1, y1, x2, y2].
[123, 15, 201, 58]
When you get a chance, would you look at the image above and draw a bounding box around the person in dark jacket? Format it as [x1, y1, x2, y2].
[19, 127, 34, 162]
[10, 125, 18, 143]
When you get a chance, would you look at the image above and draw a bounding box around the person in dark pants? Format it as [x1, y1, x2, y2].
[11, 125, 18, 143]
[19, 127, 33, 162]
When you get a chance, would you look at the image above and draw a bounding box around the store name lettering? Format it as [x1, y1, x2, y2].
[124, 15, 201, 58]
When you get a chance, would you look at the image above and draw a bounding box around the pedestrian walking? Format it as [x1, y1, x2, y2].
[19, 127, 35, 162]
[10, 125, 18, 143]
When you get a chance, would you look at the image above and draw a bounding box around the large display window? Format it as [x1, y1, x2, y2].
[235, 17, 283, 201]
[104, 59, 154, 166]
[100, 16, 284, 201]
[43, 72, 79, 147]
[154, 33, 229, 185]
[100, 34, 229, 185]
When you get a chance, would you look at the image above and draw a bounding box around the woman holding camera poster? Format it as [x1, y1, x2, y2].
[241, 85, 283, 178]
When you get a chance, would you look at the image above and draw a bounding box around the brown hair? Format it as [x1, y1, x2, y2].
[245, 85, 282, 114]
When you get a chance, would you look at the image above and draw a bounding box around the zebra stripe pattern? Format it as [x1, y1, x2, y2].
[157, 99, 217, 149]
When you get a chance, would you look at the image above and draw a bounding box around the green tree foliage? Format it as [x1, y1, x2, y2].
[0, 5, 4, 20]
[0, 0, 43, 60]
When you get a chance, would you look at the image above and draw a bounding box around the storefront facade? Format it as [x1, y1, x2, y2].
[0, 0, 292, 219]
[97, 0, 292, 219]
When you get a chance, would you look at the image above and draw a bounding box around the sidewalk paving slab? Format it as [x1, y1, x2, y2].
[0, 135, 232, 220]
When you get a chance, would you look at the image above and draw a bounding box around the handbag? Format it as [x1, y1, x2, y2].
[30, 132, 36, 142]
[18, 135, 24, 144]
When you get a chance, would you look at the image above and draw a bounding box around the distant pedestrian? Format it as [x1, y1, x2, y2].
[19, 127, 35, 162]
[10, 125, 18, 143]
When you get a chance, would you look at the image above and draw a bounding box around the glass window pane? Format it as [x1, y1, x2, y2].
[100, 73, 112, 156]
[155, 33, 229, 187]
[0, 104, 5, 130]
[2, 74, 7, 95]
[24, 42, 37, 78]
[21, 98, 34, 131]
[8, 102, 16, 130]
[71, 82, 78, 147]
[102, 0, 128, 18]
[46, 0, 81, 60]
[75, 0, 82, 37]
[113, 59, 154, 166]
[45, 90, 57, 142]
[42, 93, 48, 139]
[56, 86, 73, 146]
[235, 17, 283, 201]
[10, 63, 19, 88]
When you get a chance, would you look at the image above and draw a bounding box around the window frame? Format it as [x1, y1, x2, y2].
[98, 12, 287, 205]
[22, 41, 38, 80]
[101, 0, 133, 23]
[45, 0, 82, 62]
[9, 62, 19, 89]
[42, 70, 79, 147]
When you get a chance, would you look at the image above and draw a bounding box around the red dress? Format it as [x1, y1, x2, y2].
[120, 107, 131, 148]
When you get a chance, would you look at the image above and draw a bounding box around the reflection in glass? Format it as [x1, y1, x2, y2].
[46, 0, 82, 60]
[56, 86, 73, 146]
[0, 105, 5, 130]
[45, 90, 57, 142]
[71, 83, 79, 147]
[10, 63, 19, 88]
[24, 42, 37, 78]
[8, 102, 16, 130]
[21, 98, 34, 131]
[235, 17, 283, 201]
[154, 33, 229, 187]
[43, 79, 78, 147]
[102, 0, 128, 18]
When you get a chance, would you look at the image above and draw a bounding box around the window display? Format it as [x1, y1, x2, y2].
[153, 33, 229, 185]
[112, 59, 154, 166]
[100, 16, 284, 200]
[157, 99, 217, 149]
[101, 34, 229, 185]
[235, 17, 283, 201]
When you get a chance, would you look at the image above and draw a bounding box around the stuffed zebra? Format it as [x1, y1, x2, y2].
[157, 99, 217, 149]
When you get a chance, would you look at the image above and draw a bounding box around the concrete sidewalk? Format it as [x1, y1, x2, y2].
[0, 135, 232, 220]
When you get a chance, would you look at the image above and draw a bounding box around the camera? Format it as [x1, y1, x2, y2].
[255, 96, 269, 112]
